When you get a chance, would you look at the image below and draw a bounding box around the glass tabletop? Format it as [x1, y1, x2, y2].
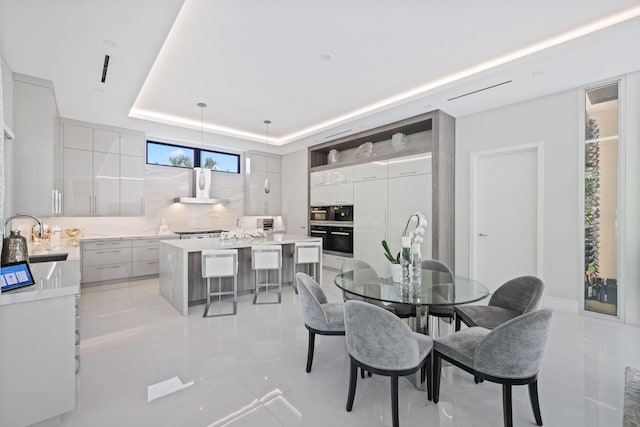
[334, 268, 490, 307]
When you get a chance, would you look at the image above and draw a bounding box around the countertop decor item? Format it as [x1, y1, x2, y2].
[328, 148, 339, 164]
[64, 228, 82, 238]
[391, 132, 406, 151]
[1, 230, 29, 265]
[354, 141, 373, 158]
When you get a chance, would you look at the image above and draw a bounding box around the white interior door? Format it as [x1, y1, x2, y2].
[471, 145, 542, 293]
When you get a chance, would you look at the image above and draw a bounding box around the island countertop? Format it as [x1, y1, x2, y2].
[160, 233, 321, 252]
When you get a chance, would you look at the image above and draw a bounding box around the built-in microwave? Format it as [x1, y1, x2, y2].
[310, 205, 353, 224]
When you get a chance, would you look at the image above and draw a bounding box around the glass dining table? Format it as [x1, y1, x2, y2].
[334, 267, 490, 390]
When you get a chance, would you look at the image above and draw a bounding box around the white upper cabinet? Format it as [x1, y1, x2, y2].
[63, 148, 93, 216]
[120, 133, 145, 157]
[330, 182, 353, 205]
[309, 184, 331, 206]
[93, 129, 120, 154]
[310, 171, 329, 187]
[328, 166, 353, 184]
[120, 155, 145, 216]
[244, 151, 281, 215]
[353, 160, 388, 182]
[387, 153, 432, 178]
[93, 152, 120, 216]
[62, 123, 92, 150]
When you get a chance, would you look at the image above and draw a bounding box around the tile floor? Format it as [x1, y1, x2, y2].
[61, 271, 640, 427]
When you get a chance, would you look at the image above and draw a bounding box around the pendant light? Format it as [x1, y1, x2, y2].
[263, 120, 271, 215]
[197, 102, 207, 190]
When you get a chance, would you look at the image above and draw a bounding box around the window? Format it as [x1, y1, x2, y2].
[146, 141, 240, 173]
[200, 149, 241, 173]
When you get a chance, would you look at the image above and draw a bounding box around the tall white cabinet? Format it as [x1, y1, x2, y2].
[61, 119, 145, 216]
[308, 110, 455, 272]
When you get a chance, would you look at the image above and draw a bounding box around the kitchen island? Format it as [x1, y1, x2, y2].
[159, 234, 322, 316]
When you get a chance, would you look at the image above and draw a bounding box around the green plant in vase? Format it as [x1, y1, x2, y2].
[382, 240, 402, 282]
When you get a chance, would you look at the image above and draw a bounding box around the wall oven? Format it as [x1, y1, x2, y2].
[310, 224, 353, 257]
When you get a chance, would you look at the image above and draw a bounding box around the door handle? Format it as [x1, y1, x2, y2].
[478, 233, 488, 237]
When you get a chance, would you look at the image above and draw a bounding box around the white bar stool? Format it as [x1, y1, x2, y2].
[201, 249, 238, 317]
[294, 241, 322, 292]
[251, 245, 282, 304]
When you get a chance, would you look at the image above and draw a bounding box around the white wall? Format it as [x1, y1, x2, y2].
[455, 90, 580, 302]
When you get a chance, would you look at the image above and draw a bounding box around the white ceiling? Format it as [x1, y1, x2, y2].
[2, 0, 640, 151]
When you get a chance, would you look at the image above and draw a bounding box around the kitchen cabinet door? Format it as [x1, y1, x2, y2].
[330, 182, 353, 205]
[120, 132, 145, 157]
[354, 179, 388, 276]
[93, 129, 120, 154]
[63, 148, 93, 216]
[310, 184, 331, 206]
[120, 154, 145, 216]
[387, 153, 432, 178]
[388, 173, 432, 259]
[93, 152, 120, 216]
[245, 170, 281, 215]
[353, 160, 388, 182]
[62, 123, 93, 150]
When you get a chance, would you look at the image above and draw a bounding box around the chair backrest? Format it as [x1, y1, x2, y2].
[344, 300, 421, 371]
[473, 308, 552, 379]
[422, 259, 455, 304]
[489, 276, 545, 314]
[296, 272, 333, 331]
[295, 241, 322, 264]
[251, 245, 282, 270]
[340, 259, 379, 302]
[421, 259, 453, 277]
[201, 249, 238, 278]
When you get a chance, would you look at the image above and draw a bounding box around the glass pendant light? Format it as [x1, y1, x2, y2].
[263, 120, 271, 195]
[197, 102, 207, 190]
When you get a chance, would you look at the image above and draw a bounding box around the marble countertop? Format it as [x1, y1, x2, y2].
[0, 259, 80, 306]
[78, 234, 180, 242]
[28, 237, 81, 260]
[160, 234, 321, 251]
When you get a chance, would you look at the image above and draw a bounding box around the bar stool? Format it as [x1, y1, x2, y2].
[294, 241, 322, 292]
[201, 249, 238, 317]
[251, 245, 282, 304]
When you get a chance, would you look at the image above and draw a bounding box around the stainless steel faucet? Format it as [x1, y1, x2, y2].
[4, 213, 44, 238]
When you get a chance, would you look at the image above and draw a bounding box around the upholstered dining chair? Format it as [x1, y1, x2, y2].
[344, 300, 433, 427]
[340, 259, 414, 319]
[296, 272, 345, 373]
[455, 276, 545, 331]
[421, 259, 455, 334]
[433, 308, 553, 427]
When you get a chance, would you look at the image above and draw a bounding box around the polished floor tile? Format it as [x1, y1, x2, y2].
[60, 271, 640, 427]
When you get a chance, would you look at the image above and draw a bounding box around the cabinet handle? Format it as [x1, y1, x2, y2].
[89, 196, 92, 214]
[52, 190, 56, 215]
[330, 231, 350, 236]
[94, 195, 97, 214]
[95, 250, 122, 254]
[94, 242, 119, 246]
[147, 261, 159, 265]
[362, 176, 376, 180]
[147, 247, 156, 250]
[58, 191, 62, 215]
[310, 230, 327, 234]
[399, 171, 418, 175]
[96, 265, 122, 270]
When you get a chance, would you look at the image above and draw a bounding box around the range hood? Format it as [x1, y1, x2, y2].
[174, 167, 230, 205]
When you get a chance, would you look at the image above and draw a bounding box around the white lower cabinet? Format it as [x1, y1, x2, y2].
[81, 237, 178, 284]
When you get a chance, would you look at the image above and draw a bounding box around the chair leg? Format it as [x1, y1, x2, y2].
[528, 380, 543, 426]
[346, 358, 358, 411]
[360, 367, 365, 379]
[502, 384, 513, 427]
[306, 331, 315, 373]
[433, 352, 442, 403]
[391, 375, 399, 427]
[455, 314, 461, 332]
[425, 354, 433, 402]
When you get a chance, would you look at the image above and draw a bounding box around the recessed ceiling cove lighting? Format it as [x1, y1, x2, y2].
[320, 53, 334, 61]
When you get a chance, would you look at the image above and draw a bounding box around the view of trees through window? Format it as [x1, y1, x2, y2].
[146, 141, 239, 173]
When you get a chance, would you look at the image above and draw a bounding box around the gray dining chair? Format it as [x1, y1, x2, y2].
[344, 300, 433, 427]
[455, 276, 545, 331]
[433, 308, 553, 427]
[296, 272, 345, 373]
[341, 259, 415, 319]
[421, 259, 455, 334]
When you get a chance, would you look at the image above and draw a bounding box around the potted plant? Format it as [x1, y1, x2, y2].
[382, 240, 402, 282]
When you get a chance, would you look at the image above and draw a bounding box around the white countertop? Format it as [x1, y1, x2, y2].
[79, 234, 180, 242]
[0, 259, 80, 306]
[161, 234, 321, 251]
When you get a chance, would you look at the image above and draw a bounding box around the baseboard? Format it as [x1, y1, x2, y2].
[541, 295, 578, 313]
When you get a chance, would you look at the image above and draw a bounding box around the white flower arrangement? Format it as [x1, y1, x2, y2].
[402, 212, 428, 244]
[219, 229, 267, 240]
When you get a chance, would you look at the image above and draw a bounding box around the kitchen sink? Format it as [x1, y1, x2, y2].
[28, 252, 69, 263]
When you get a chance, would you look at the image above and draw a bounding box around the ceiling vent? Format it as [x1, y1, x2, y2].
[587, 84, 618, 105]
[101, 55, 110, 83]
[447, 80, 512, 102]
